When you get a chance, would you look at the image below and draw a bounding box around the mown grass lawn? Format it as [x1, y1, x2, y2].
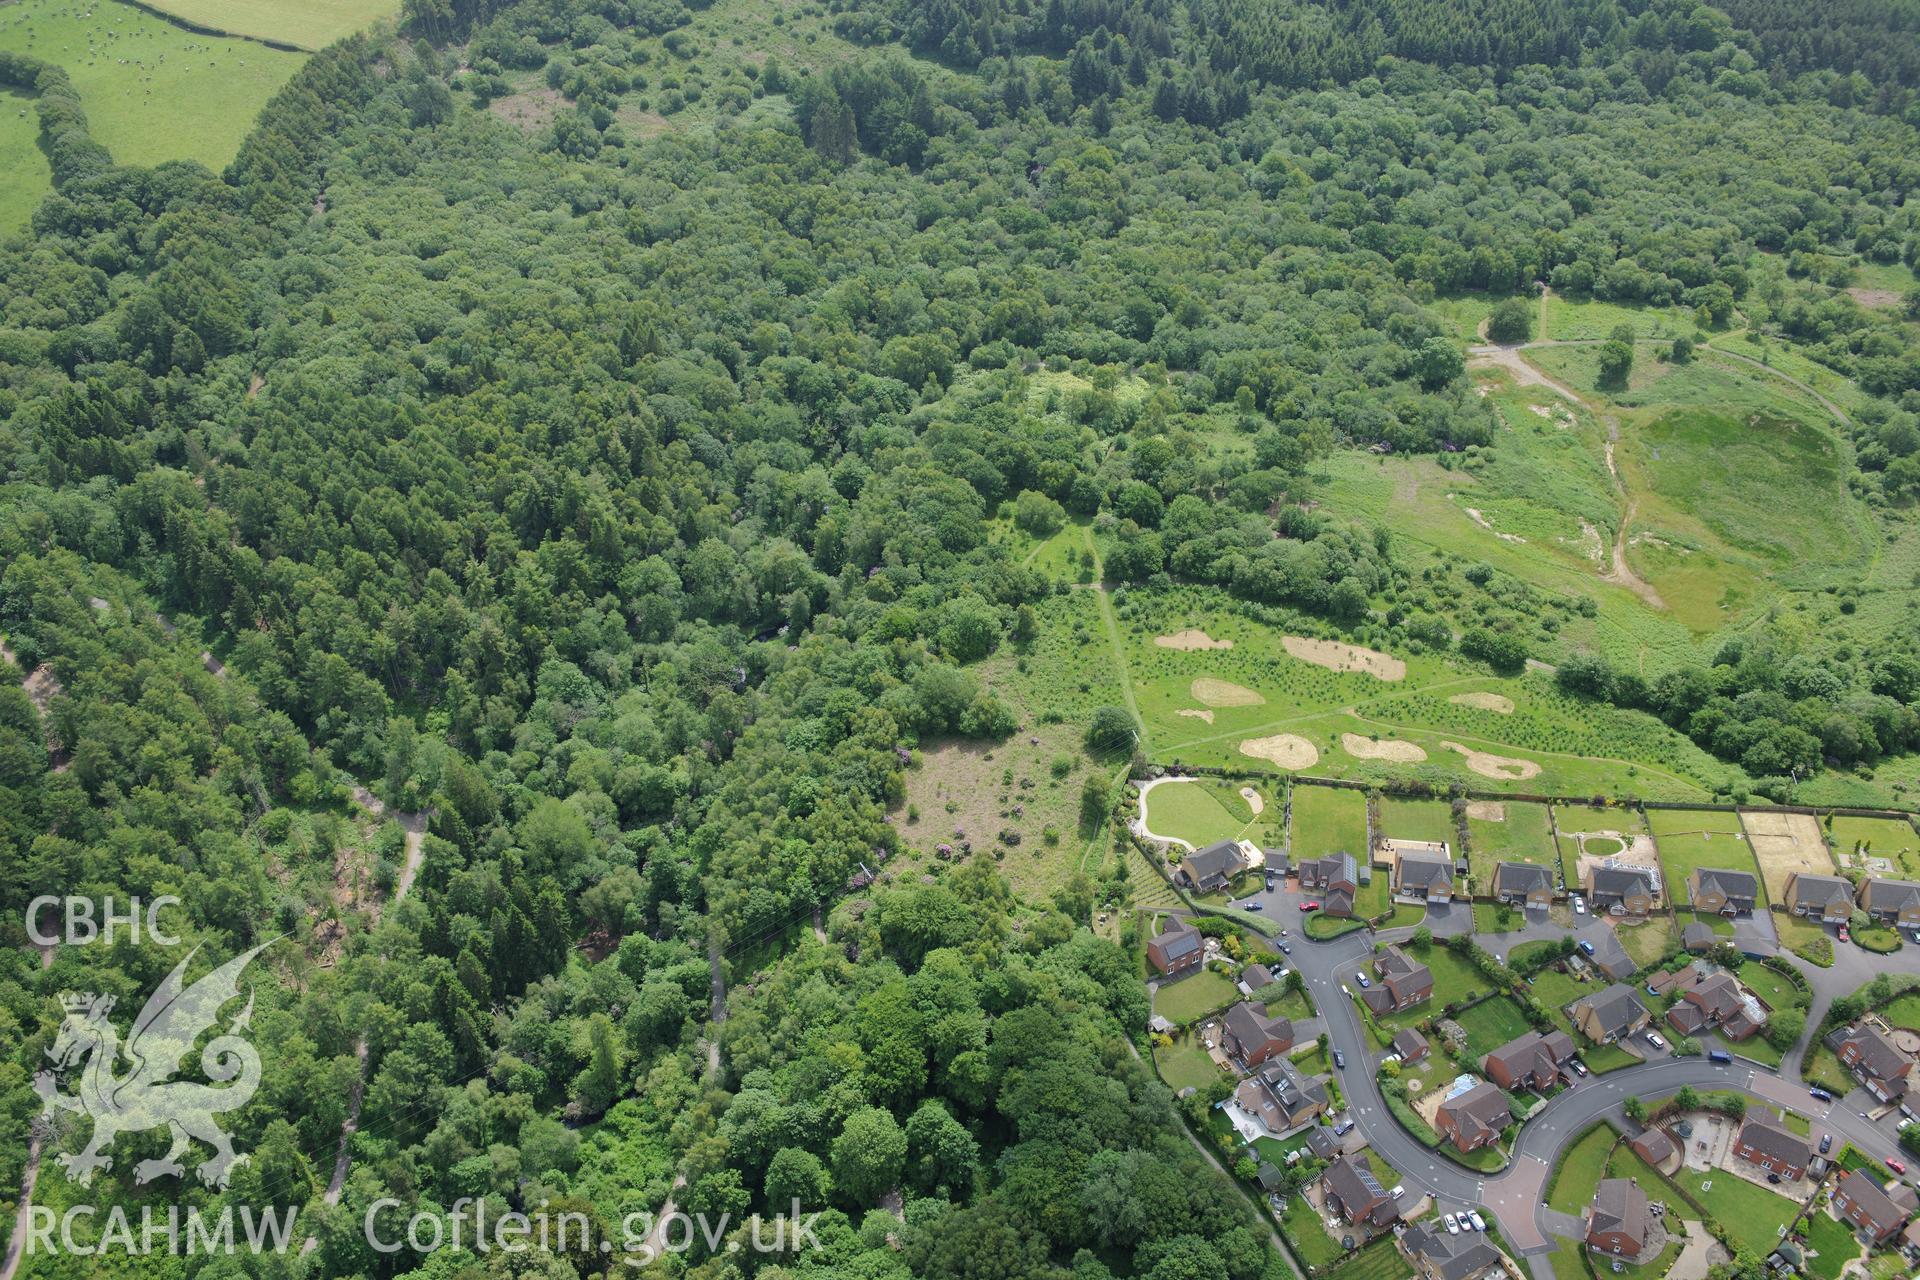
[1737, 960, 1807, 1011]
[1146, 778, 1252, 847]
[1154, 969, 1238, 1024]
[1526, 968, 1590, 1032]
[1467, 800, 1558, 888]
[1800, 1209, 1861, 1280]
[1380, 796, 1457, 846]
[1293, 785, 1369, 860]
[1548, 1124, 1615, 1215]
[1154, 1034, 1226, 1093]
[1281, 1196, 1343, 1267]
[1647, 809, 1762, 902]
[1453, 995, 1535, 1059]
[1666, 1165, 1798, 1255]
[1326, 1238, 1415, 1280]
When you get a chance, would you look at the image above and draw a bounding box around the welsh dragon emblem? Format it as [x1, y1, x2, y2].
[36, 940, 275, 1189]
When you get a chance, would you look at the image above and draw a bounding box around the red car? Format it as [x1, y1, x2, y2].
[1300, 901, 1320, 912]
[1890, 1158, 1907, 1174]
[1839, 924, 1851, 943]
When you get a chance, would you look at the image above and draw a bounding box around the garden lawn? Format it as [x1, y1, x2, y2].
[1548, 1237, 1590, 1280]
[1380, 796, 1457, 846]
[1617, 919, 1674, 967]
[1154, 970, 1238, 1024]
[1155, 1035, 1225, 1093]
[1526, 969, 1590, 1035]
[1292, 785, 1369, 860]
[1281, 1197, 1343, 1267]
[1466, 800, 1557, 889]
[1548, 1124, 1615, 1215]
[1647, 809, 1762, 904]
[1737, 961, 1808, 1012]
[1825, 815, 1919, 875]
[1452, 996, 1535, 1059]
[1800, 1209, 1861, 1280]
[1146, 778, 1252, 847]
[1326, 1239, 1415, 1280]
[1474, 902, 1529, 934]
[1666, 1166, 1798, 1256]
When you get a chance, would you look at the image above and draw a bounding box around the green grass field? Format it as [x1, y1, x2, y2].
[1153, 969, 1238, 1025]
[1665, 1165, 1798, 1255]
[1826, 814, 1920, 875]
[1154, 1033, 1227, 1093]
[0, 0, 305, 227]
[1467, 799, 1557, 888]
[1281, 1196, 1344, 1267]
[1547, 1124, 1615, 1215]
[132, 0, 393, 50]
[1453, 995, 1535, 1059]
[1326, 1238, 1415, 1280]
[1291, 785, 1369, 861]
[1144, 778, 1256, 848]
[1647, 808, 1762, 905]
[1379, 796, 1456, 846]
[1736, 960, 1806, 1013]
[1800, 1209, 1862, 1280]
[0, 87, 50, 233]
[1118, 585, 1724, 799]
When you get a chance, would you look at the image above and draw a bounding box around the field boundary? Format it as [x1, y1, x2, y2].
[1145, 763, 1920, 822]
[108, 0, 316, 52]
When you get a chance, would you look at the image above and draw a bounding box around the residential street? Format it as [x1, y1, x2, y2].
[1259, 907, 1920, 1275]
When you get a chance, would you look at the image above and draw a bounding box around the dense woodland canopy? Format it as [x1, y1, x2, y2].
[0, 0, 1917, 1275]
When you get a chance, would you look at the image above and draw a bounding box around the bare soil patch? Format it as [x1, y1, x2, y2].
[1847, 288, 1903, 310]
[1240, 787, 1265, 816]
[1464, 506, 1526, 543]
[1741, 810, 1833, 903]
[1176, 708, 1215, 724]
[1340, 732, 1427, 764]
[1155, 628, 1233, 651]
[1449, 692, 1515, 714]
[1466, 801, 1506, 821]
[1191, 678, 1265, 708]
[1281, 635, 1405, 681]
[489, 86, 566, 133]
[1440, 741, 1541, 780]
[1238, 735, 1319, 770]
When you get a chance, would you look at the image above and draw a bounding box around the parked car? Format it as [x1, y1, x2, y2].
[1468, 1212, 1487, 1232]
[1839, 923, 1851, 943]
[1355, 972, 1371, 988]
[1578, 940, 1596, 956]
[1388, 1184, 1405, 1200]
[1333, 1119, 1355, 1137]
[1276, 928, 1288, 937]
[1334, 1050, 1346, 1068]
[1810, 1087, 1835, 1103]
[1767, 1173, 1781, 1184]
[1709, 1049, 1732, 1064]
[1244, 902, 1264, 911]
[1265, 876, 1276, 892]
[1820, 1133, 1834, 1154]
[1572, 1060, 1589, 1077]
[1300, 901, 1320, 912]
[1572, 895, 1587, 915]
[1890, 1158, 1908, 1175]
[1443, 1214, 1460, 1234]
[1646, 1032, 1667, 1050]
[1278, 942, 1292, 954]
